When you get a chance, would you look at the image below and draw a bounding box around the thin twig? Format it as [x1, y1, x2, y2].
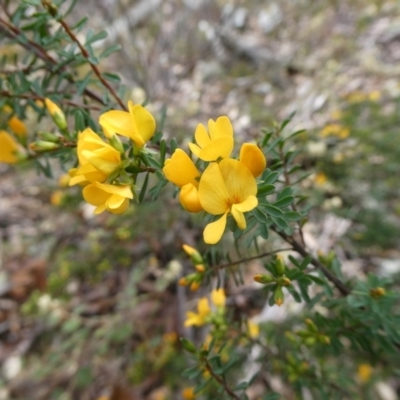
[202, 357, 241, 400]
[0, 18, 105, 106]
[0, 90, 102, 111]
[55, 15, 127, 111]
[213, 248, 293, 271]
[275, 230, 351, 296]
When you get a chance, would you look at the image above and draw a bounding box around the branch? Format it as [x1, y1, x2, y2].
[213, 248, 293, 271]
[54, 15, 127, 111]
[275, 230, 351, 296]
[202, 358, 241, 400]
[0, 17, 105, 106]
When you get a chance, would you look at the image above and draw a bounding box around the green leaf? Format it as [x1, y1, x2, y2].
[262, 204, 283, 217]
[280, 111, 296, 130]
[258, 224, 269, 239]
[103, 72, 121, 83]
[257, 184, 275, 196]
[273, 195, 294, 208]
[263, 170, 280, 185]
[299, 256, 312, 270]
[253, 208, 269, 224]
[99, 45, 121, 60]
[138, 173, 150, 203]
[283, 211, 302, 221]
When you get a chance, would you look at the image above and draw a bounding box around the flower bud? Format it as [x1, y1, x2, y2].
[370, 287, 386, 299]
[182, 244, 203, 265]
[38, 131, 60, 143]
[108, 133, 125, 154]
[305, 318, 318, 333]
[190, 281, 201, 291]
[195, 264, 205, 273]
[45, 98, 67, 130]
[29, 141, 60, 152]
[180, 338, 197, 354]
[254, 274, 274, 284]
[275, 255, 286, 276]
[274, 286, 284, 306]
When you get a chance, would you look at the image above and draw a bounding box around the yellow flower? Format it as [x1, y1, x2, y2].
[184, 297, 211, 327]
[99, 100, 156, 148]
[69, 128, 122, 186]
[247, 320, 260, 339]
[314, 172, 328, 186]
[8, 115, 27, 138]
[82, 182, 133, 214]
[182, 387, 196, 400]
[163, 149, 202, 213]
[198, 158, 258, 244]
[45, 98, 67, 130]
[211, 288, 226, 308]
[357, 363, 372, 383]
[0, 130, 20, 164]
[239, 143, 266, 177]
[368, 90, 381, 102]
[189, 116, 234, 161]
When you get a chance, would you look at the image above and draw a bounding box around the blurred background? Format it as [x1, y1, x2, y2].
[1, 0, 400, 399]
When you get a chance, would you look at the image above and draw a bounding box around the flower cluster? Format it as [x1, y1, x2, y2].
[163, 116, 266, 244]
[0, 105, 27, 164]
[184, 288, 226, 327]
[68, 100, 156, 214]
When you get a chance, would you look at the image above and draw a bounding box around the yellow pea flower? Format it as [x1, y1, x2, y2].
[184, 297, 211, 327]
[198, 159, 258, 244]
[357, 363, 372, 383]
[163, 149, 202, 213]
[8, 115, 27, 138]
[82, 182, 133, 214]
[211, 288, 226, 308]
[239, 143, 266, 177]
[99, 100, 156, 148]
[0, 130, 20, 164]
[69, 128, 122, 186]
[247, 320, 260, 339]
[189, 116, 234, 161]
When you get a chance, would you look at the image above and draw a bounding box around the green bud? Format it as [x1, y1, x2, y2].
[254, 274, 274, 284]
[180, 337, 197, 354]
[275, 255, 286, 276]
[304, 337, 316, 346]
[305, 319, 318, 333]
[274, 286, 284, 306]
[37, 132, 60, 143]
[29, 141, 59, 152]
[108, 134, 125, 154]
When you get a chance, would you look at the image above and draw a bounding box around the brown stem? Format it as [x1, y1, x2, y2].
[54, 15, 126, 111]
[213, 248, 293, 271]
[275, 230, 351, 296]
[0, 17, 105, 106]
[202, 358, 241, 400]
[0, 90, 102, 111]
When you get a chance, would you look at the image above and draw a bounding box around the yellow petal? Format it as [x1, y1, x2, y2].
[184, 311, 202, 327]
[0, 130, 19, 164]
[211, 288, 226, 308]
[81, 150, 120, 175]
[179, 183, 203, 213]
[231, 207, 246, 229]
[109, 198, 130, 214]
[203, 212, 228, 244]
[239, 143, 266, 177]
[106, 194, 126, 209]
[219, 158, 257, 202]
[198, 162, 230, 215]
[95, 182, 134, 199]
[194, 123, 210, 147]
[99, 110, 144, 146]
[198, 136, 234, 161]
[128, 101, 156, 144]
[197, 298, 211, 317]
[82, 183, 110, 206]
[233, 195, 258, 212]
[8, 116, 27, 137]
[163, 149, 200, 188]
[210, 116, 233, 140]
[188, 142, 202, 158]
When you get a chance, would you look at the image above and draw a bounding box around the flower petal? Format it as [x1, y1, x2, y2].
[194, 123, 210, 147]
[95, 182, 134, 198]
[128, 101, 156, 145]
[109, 199, 130, 214]
[239, 143, 266, 177]
[106, 194, 125, 209]
[231, 207, 246, 229]
[211, 288, 226, 308]
[163, 149, 200, 188]
[188, 142, 201, 158]
[203, 212, 228, 244]
[179, 183, 203, 213]
[198, 136, 234, 161]
[198, 162, 230, 215]
[197, 298, 210, 317]
[233, 195, 258, 212]
[83, 183, 110, 206]
[0, 130, 19, 164]
[211, 116, 233, 140]
[219, 158, 257, 202]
